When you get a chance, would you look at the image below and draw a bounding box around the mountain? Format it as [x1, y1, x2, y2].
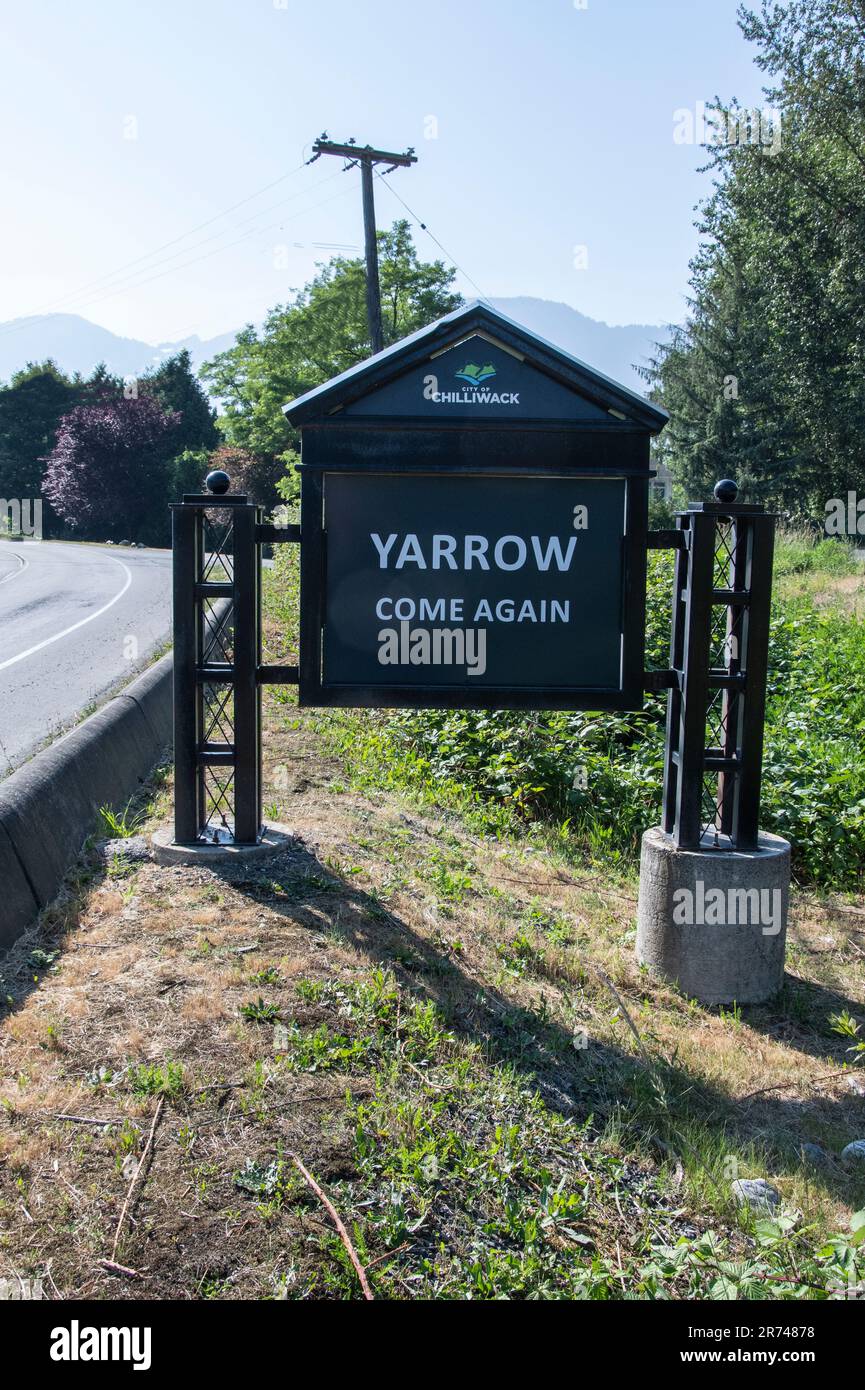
[0, 302, 673, 395]
[0, 314, 236, 384]
[490, 298, 672, 395]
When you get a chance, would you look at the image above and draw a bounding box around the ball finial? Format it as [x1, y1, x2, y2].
[714, 478, 738, 504]
[205, 469, 230, 496]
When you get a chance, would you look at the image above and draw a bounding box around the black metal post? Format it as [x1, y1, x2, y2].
[298, 467, 323, 702]
[734, 513, 775, 849]
[660, 515, 688, 837]
[172, 504, 199, 844]
[718, 516, 747, 839]
[170, 470, 261, 846]
[661, 479, 775, 853]
[673, 510, 716, 848]
[232, 503, 262, 844]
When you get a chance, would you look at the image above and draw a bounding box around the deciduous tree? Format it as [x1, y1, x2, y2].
[42, 395, 180, 544]
[201, 220, 461, 462]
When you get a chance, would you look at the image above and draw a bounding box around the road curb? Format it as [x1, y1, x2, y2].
[0, 653, 173, 951]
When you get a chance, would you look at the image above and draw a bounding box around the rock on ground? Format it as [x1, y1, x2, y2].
[731, 1178, 781, 1212]
[99, 835, 152, 863]
[800, 1143, 829, 1167]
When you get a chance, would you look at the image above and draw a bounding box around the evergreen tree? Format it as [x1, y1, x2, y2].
[0, 361, 80, 508]
[650, 0, 865, 516]
[144, 349, 218, 454]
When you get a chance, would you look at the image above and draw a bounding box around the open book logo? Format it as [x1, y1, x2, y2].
[455, 362, 497, 386]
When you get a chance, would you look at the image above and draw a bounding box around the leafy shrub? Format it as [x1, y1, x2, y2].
[316, 546, 865, 888]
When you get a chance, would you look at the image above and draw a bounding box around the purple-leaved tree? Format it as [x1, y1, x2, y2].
[42, 394, 180, 544]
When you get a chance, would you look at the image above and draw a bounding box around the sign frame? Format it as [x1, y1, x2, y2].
[288, 301, 667, 713]
[297, 463, 649, 710]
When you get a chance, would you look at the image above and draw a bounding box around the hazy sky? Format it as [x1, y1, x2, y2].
[0, 0, 770, 344]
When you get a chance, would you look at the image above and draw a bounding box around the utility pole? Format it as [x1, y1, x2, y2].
[309, 136, 417, 355]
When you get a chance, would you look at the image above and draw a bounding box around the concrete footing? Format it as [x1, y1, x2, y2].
[150, 823, 297, 866]
[636, 826, 791, 1005]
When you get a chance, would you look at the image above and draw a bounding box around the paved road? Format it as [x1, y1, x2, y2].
[0, 540, 172, 775]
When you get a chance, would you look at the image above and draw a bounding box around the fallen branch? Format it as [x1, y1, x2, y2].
[738, 1069, 858, 1102]
[404, 1059, 449, 1091]
[43, 1261, 63, 1302]
[189, 1080, 248, 1098]
[492, 866, 637, 907]
[290, 1152, 374, 1300]
[49, 1113, 123, 1127]
[110, 1095, 165, 1262]
[586, 965, 654, 1070]
[97, 1259, 141, 1279]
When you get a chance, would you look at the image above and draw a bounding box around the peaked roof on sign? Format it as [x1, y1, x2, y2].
[283, 299, 669, 431]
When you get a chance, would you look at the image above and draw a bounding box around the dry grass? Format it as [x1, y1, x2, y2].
[777, 564, 865, 615]
[0, 683, 863, 1300]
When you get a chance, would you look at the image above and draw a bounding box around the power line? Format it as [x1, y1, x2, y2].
[57, 178, 361, 316]
[375, 171, 492, 306]
[0, 169, 347, 333]
[79, 170, 342, 304]
[0, 173, 356, 336]
[0, 160, 313, 332]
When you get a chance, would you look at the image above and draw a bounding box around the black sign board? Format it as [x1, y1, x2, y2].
[284, 302, 667, 711]
[324, 472, 627, 691]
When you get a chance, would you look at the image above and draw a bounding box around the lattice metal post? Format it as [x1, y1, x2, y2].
[170, 471, 262, 846]
[172, 502, 199, 844]
[661, 479, 775, 852]
[231, 503, 262, 843]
